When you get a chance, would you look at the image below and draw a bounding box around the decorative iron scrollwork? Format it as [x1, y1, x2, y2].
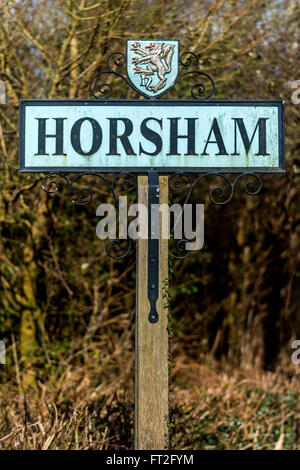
[41, 169, 262, 261]
[42, 171, 137, 259]
[89, 52, 131, 100]
[89, 49, 215, 100]
[169, 172, 262, 258]
[175, 51, 215, 100]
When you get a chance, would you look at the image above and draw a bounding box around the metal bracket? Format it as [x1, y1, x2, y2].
[148, 172, 159, 323]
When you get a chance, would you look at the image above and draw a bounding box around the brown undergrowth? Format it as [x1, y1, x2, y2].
[0, 350, 299, 450]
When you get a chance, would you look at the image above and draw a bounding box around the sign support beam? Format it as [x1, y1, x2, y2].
[135, 175, 169, 450]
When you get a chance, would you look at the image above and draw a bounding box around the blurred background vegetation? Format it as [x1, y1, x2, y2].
[0, 0, 299, 449]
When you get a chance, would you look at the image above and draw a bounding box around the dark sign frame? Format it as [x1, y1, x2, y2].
[19, 99, 285, 174]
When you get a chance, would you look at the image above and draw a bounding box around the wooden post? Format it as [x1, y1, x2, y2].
[135, 175, 169, 450]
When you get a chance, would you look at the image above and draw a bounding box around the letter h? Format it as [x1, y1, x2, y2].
[35, 118, 66, 155]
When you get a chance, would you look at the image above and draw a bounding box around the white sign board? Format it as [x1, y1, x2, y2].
[19, 100, 284, 173]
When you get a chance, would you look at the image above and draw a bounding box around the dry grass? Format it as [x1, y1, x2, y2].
[0, 352, 299, 450]
[170, 356, 300, 450]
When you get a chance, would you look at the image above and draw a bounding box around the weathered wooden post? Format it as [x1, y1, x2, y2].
[19, 39, 285, 450]
[135, 175, 169, 449]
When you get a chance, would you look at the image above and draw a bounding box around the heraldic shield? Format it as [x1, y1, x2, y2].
[126, 40, 179, 98]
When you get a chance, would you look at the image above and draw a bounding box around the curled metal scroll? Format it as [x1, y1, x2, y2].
[42, 172, 137, 259]
[168, 172, 262, 258]
[42, 171, 262, 260]
[174, 51, 215, 100]
[89, 50, 215, 100]
[89, 52, 133, 100]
